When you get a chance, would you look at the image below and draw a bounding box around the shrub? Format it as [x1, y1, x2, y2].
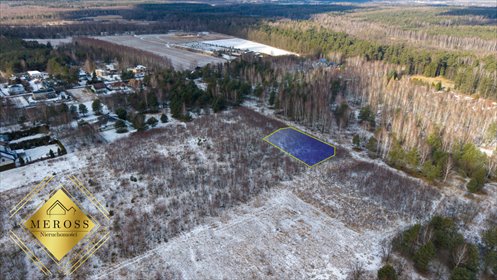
[450, 267, 475, 280]
[422, 162, 442, 181]
[352, 134, 360, 147]
[132, 113, 146, 131]
[395, 224, 421, 256]
[116, 108, 127, 120]
[358, 105, 375, 127]
[366, 136, 378, 158]
[435, 81, 442, 91]
[413, 242, 436, 272]
[377, 264, 397, 280]
[146, 117, 158, 127]
[92, 99, 102, 115]
[160, 113, 168, 123]
[115, 119, 128, 133]
[466, 167, 486, 193]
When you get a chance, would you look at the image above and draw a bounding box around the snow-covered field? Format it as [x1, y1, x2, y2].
[0, 151, 89, 192]
[92, 33, 296, 70]
[23, 144, 59, 161]
[202, 38, 297, 56]
[1, 107, 495, 280]
[95, 189, 387, 280]
[93, 34, 227, 70]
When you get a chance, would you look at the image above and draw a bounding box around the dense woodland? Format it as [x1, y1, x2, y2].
[242, 22, 497, 99]
[312, 13, 497, 53]
[189, 55, 496, 188]
[1, 3, 496, 279]
[393, 216, 497, 279]
[0, 37, 72, 78]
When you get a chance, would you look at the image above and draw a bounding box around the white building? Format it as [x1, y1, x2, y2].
[27, 71, 43, 79]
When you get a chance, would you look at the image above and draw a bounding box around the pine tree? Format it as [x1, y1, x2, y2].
[366, 137, 378, 158]
[78, 104, 88, 116]
[413, 242, 436, 272]
[352, 134, 360, 147]
[146, 117, 158, 127]
[132, 113, 145, 131]
[160, 113, 168, 123]
[92, 99, 102, 115]
[435, 81, 442, 91]
[378, 264, 397, 280]
[116, 108, 127, 120]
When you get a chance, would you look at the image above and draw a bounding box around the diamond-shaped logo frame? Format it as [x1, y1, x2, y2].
[9, 174, 110, 276]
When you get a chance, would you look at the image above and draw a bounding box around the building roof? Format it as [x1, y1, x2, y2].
[33, 88, 55, 94]
[92, 83, 107, 90]
[27, 70, 42, 76]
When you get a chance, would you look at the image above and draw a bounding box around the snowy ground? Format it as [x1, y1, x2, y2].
[93, 33, 296, 70]
[202, 38, 297, 56]
[0, 151, 89, 192]
[94, 189, 388, 280]
[99, 129, 134, 142]
[9, 133, 48, 145]
[93, 34, 228, 70]
[8, 96, 30, 108]
[1, 105, 495, 280]
[23, 144, 59, 161]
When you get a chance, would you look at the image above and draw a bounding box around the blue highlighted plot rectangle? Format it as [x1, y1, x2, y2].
[263, 127, 335, 167]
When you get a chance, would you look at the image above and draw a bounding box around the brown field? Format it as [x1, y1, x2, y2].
[410, 75, 455, 90]
[0, 2, 132, 25]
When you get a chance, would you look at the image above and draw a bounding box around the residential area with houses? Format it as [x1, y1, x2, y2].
[1, 63, 146, 105]
[0, 63, 149, 171]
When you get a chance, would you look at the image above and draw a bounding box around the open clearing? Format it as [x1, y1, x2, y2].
[2, 108, 493, 280]
[93, 33, 229, 69]
[93, 32, 295, 70]
[95, 189, 389, 280]
[94, 33, 229, 69]
[410, 75, 455, 90]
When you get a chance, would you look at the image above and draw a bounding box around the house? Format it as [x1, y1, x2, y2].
[105, 64, 118, 75]
[7, 84, 25, 95]
[32, 88, 56, 100]
[91, 82, 108, 94]
[108, 81, 127, 91]
[27, 70, 43, 79]
[95, 69, 107, 78]
[133, 65, 147, 74]
[78, 69, 89, 80]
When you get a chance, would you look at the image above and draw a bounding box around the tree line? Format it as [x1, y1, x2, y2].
[235, 21, 496, 100]
[393, 216, 496, 279]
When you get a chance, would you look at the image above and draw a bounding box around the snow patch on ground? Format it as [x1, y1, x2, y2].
[23, 144, 59, 161]
[202, 38, 297, 56]
[94, 189, 389, 279]
[0, 151, 89, 193]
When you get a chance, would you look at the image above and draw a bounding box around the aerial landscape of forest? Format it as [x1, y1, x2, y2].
[0, 0, 496, 279]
